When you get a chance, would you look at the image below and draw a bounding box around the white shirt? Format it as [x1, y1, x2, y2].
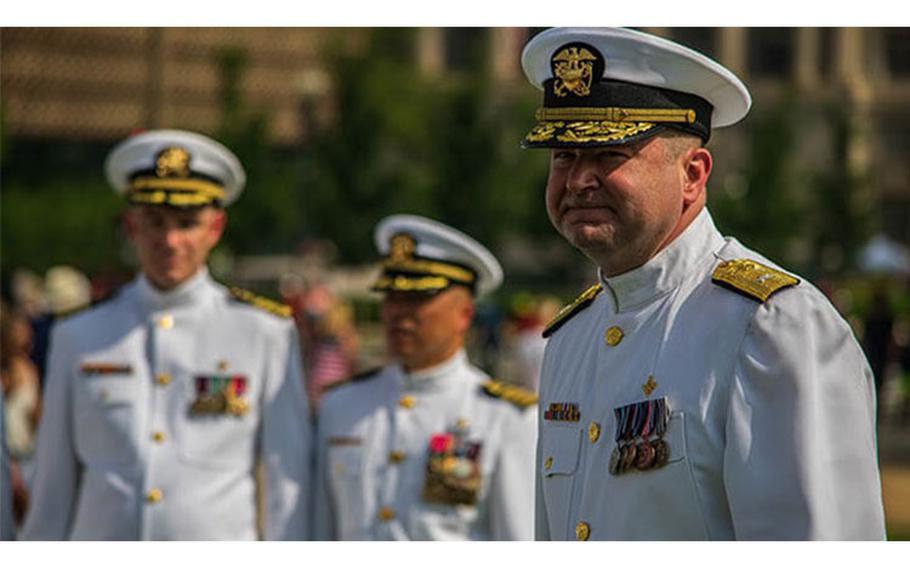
[21, 268, 311, 540]
[313, 349, 537, 540]
[536, 209, 886, 540]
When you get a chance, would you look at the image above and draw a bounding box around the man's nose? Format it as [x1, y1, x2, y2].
[159, 226, 181, 249]
[566, 158, 599, 193]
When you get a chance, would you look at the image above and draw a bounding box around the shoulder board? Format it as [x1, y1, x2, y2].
[542, 283, 603, 338]
[322, 367, 382, 394]
[711, 259, 800, 303]
[481, 380, 538, 410]
[228, 286, 292, 318]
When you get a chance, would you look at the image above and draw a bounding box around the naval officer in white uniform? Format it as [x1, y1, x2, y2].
[21, 129, 311, 540]
[521, 28, 886, 540]
[312, 215, 537, 540]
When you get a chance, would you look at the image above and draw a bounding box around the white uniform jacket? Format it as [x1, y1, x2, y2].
[1, 390, 14, 540]
[20, 269, 311, 540]
[313, 350, 537, 540]
[536, 209, 886, 541]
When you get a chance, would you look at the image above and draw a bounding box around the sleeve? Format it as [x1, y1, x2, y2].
[488, 406, 537, 541]
[310, 411, 337, 540]
[20, 323, 81, 540]
[723, 288, 887, 540]
[260, 322, 312, 540]
[534, 427, 550, 541]
[1, 389, 15, 541]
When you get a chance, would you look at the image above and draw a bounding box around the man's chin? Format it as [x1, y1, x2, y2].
[562, 224, 616, 251]
[146, 268, 192, 291]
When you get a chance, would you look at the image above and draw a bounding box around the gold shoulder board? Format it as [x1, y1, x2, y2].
[481, 380, 538, 409]
[323, 367, 382, 393]
[228, 286, 292, 318]
[711, 259, 800, 303]
[542, 283, 603, 338]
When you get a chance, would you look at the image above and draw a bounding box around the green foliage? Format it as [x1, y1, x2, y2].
[806, 102, 874, 276]
[0, 29, 591, 293]
[710, 97, 805, 268]
[301, 29, 549, 264]
[1, 178, 124, 274]
[710, 96, 872, 279]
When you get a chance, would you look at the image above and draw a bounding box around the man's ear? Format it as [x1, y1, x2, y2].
[208, 208, 227, 242]
[682, 147, 712, 205]
[122, 207, 139, 241]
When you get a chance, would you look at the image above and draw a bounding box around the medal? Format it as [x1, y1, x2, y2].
[620, 442, 638, 472]
[653, 438, 670, 467]
[635, 441, 656, 470]
[422, 423, 482, 506]
[634, 400, 655, 470]
[609, 396, 672, 475]
[608, 446, 621, 475]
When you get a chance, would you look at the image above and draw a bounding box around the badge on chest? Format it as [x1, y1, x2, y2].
[422, 422, 483, 506]
[189, 375, 250, 417]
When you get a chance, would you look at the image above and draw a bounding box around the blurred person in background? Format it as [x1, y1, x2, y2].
[501, 293, 560, 393]
[862, 284, 896, 419]
[313, 214, 537, 540]
[44, 266, 92, 319]
[1, 301, 41, 534]
[21, 129, 311, 540]
[10, 269, 52, 388]
[1, 303, 42, 463]
[523, 28, 884, 540]
[296, 282, 360, 411]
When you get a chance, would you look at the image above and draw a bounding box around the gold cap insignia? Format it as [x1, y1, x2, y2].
[552, 45, 599, 98]
[155, 146, 191, 178]
[388, 233, 417, 263]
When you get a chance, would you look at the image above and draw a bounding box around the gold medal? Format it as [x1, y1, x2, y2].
[635, 441, 656, 470]
[620, 443, 638, 472]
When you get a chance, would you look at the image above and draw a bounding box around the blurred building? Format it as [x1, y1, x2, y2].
[2, 27, 908, 251]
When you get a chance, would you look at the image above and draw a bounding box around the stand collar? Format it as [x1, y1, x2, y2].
[600, 209, 724, 312]
[135, 267, 216, 312]
[396, 349, 469, 392]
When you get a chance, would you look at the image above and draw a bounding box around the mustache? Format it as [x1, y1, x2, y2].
[559, 196, 617, 216]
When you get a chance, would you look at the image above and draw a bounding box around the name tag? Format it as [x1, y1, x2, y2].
[328, 436, 363, 446]
[80, 362, 133, 376]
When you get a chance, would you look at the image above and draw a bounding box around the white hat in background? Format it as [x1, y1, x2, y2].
[45, 265, 91, 316]
[372, 215, 503, 298]
[105, 129, 246, 207]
